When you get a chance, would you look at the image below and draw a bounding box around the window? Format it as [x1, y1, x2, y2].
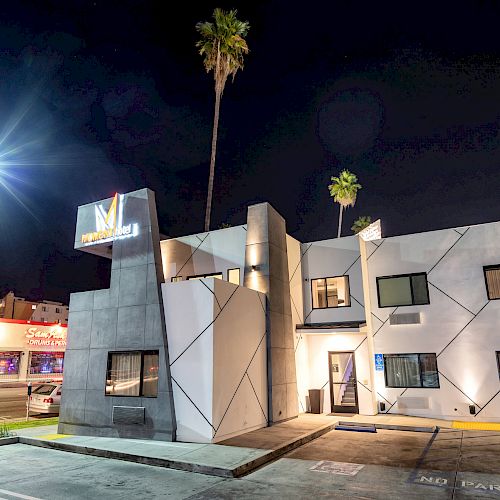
[42, 306, 47, 312]
[311, 276, 350, 309]
[40, 317, 45, 323]
[383, 353, 439, 388]
[227, 268, 240, 285]
[187, 273, 223, 281]
[56, 307, 60, 313]
[171, 276, 182, 282]
[29, 352, 64, 375]
[105, 351, 159, 397]
[497, 352, 500, 380]
[484, 266, 500, 300]
[31, 304, 36, 310]
[376, 272, 429, 308]
[0, 352, 21, 375]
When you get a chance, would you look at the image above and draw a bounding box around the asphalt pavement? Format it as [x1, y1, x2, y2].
[0, 386, 29, 419]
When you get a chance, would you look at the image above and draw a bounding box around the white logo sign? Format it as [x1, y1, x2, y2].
[81, 193, 139, 245]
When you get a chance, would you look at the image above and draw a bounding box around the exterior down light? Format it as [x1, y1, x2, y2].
[251, 265, 259, 271]
[469, 405, 476, 415]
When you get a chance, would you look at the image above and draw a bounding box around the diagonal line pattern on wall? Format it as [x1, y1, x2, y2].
[438, 371, 482, 409]
[427, 228, 469, 275]
[384, 388, 407, 413]
[176, 233, 210, 276]
[256, 291, 266, 314]
[214, 331, 268, 435]
[437, 301, 489, 357]
[170, 286, 239, 366]
[199, 278, 222, 312]
[474, 389, 500, 418]
[289, 243, 312, 284]
[342, 255, 361, 276]
[171, 376, 216, 432]
[428, 281, 476, 316]
[367, 239, 385, 260]
[246, 373, 267, 421]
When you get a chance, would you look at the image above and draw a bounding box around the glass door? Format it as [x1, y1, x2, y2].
[328, 351, 358, 413]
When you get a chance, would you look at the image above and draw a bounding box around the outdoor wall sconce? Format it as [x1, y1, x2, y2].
[251, 265, 259, 271]
[469, 404, 476, 415]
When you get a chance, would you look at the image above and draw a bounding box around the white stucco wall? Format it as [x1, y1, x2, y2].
[366, 221, 500, 421]
[301, 333, 372, 415]
[160, 225, 247, 283]
[162, 278, 267, 443]
[301, 235, 365, 324]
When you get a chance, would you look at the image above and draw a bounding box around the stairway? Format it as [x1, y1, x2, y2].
[341, 375, 356, 406]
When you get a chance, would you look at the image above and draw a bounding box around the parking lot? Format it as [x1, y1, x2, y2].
[1, 426, 500, 499]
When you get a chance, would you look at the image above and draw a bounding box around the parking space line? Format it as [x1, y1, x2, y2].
[0, 490, 44, 500]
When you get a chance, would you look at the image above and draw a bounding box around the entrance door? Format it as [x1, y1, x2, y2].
[328, 351, 358, 413]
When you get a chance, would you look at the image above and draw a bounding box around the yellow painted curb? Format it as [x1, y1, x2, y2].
[452, 421, 500, 431]
[34, 433, 69, 440]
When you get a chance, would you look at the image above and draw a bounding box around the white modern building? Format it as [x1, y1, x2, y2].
[59, 189, 500, 443]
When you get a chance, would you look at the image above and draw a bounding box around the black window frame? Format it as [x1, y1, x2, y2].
[484, 265, 500, 300]
[171, 276, 182, 282]
[376, 272, 430, 308]
[227, 268, 240, 285]
[496, 352, 500, 380]
[186, 272, 224, 281]
[383, 353, 440, 389]
[310, 275, 351, 310]
[105, 350, 159, 398]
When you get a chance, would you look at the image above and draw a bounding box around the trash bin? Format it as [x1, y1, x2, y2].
[308, 388, 324, 414]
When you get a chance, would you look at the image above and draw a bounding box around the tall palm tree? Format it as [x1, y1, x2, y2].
[328, 169, 362, 238]
[196, 8, 250, 232]
[351, 215, 372, 234]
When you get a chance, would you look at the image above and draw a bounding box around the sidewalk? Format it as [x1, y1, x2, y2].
[9, 414, 337, 478]
[0, 413, 467, 479]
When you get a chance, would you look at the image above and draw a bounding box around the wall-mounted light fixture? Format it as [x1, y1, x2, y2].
[469, 404, 476, 415]
[251, 265, 259, 272]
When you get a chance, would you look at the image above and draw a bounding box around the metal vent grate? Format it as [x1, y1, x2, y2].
[397, 397, 429, 410]
[112, 406, 145, 425]
[389, 313, 421, 325]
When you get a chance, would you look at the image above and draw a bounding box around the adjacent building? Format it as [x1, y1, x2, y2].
[0, 319, 67, 382]
[59, 189, 500, 443]
[0, 291, 69, 323]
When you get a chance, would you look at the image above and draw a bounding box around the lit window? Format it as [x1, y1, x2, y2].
[171, 276, 182, 283]
[311, 276, 350, 309]
[227, 268, 240, 285]
[376, 273, 429, 308]
[383, 353, 439, 388]
[105, 351, 159, 397]
[187, 273, 223, 281]
[31, 304, 37, 310]
[484, 265, 500, 300]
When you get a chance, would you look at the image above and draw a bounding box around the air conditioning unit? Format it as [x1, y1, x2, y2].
[389, 313, 421, 325]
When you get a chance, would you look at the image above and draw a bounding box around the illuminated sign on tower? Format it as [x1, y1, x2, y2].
[80, 193, 139, 245]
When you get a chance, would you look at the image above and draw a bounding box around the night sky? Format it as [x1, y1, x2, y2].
[0, 1, 499, 304]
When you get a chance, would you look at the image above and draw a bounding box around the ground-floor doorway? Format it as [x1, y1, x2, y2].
[328, 351, 359, 413]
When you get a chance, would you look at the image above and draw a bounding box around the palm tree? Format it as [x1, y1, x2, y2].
[328, 169, 362, 238]
[351, 215, 372, 234]
[196, 8, 250, 232]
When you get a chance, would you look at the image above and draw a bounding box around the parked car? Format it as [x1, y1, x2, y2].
[28, 383, 62, 415]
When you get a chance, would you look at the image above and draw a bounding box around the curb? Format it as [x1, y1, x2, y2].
[4, 421, 338, 479]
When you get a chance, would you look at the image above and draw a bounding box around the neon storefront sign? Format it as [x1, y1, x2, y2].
[25, 326, 67, 347]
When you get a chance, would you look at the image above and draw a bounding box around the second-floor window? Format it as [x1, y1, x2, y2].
[376, 272, 429, 308]
[311, 276, 350, 309]
[187, 273, 223, 281]
[484, 265, 500, 300]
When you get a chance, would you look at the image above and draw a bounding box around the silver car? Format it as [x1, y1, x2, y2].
[28, 384, 62, 415]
